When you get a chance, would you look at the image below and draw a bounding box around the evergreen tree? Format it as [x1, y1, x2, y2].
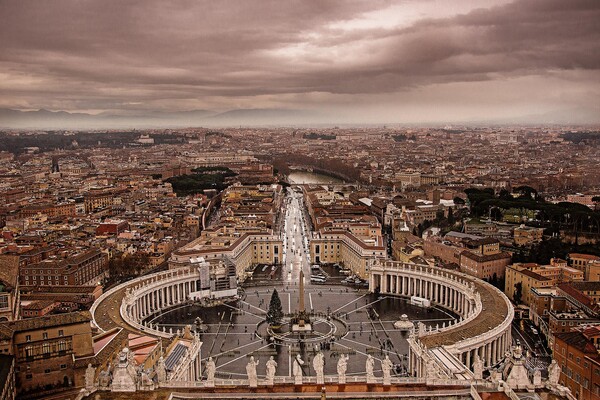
[266, 289, 284, 326]
[513, 282, 523, 305]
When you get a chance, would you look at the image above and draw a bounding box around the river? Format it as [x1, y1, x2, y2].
[288, 171, 344, 184]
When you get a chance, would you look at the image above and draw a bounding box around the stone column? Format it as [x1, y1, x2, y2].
[466, 349, 471, 370]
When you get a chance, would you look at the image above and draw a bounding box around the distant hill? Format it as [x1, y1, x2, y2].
[0, 108, 324, 129]
[0, 105, 597, 129]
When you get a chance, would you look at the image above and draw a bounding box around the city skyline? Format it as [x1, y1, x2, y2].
[1, 0, 599, 127]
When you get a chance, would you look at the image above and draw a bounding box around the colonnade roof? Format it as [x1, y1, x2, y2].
[419, 278, 509, 348]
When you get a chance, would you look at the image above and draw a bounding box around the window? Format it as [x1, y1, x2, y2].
[43, 332, 48, 340]
[60, 364, 67, 370]
[25, 374, 32, 380]
[45, 369, 51, 374]
[25, 335, 31, 342]
[0, 295, 8, 310]
[58, 330, 64, 337]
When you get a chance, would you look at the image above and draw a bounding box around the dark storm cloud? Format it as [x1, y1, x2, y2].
[0, 0, 598, 116]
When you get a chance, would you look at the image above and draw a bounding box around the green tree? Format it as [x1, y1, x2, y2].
[453, 197, 465, 205]
[447, 208, 455, 225]
[513, 282, 523, 305]
[266, 289, 284, 326]
[593, 196, 600, 210]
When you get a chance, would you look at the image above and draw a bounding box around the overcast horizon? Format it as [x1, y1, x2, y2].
[1, 0, 599, 128]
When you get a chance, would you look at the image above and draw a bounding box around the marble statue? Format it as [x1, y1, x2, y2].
[246, 356, 260, 387]
[337, 354, 349, 384]
[98, 368, 111, 389]
[111, 348, 137, 392]
[139, 369, 154, 390]
[293, 354, 304, 385]
[265, 356, 277, 385]
[506, 345, 532, 389]
[85, 363, 96, 391]
[365, 355, 375, 383]
[382, 355, 393, 386]
[548, 360, 560, 385]
[473, 353, 483, 380]
[513, 345, 523, 359]
[426, 359, 438, 379]
[533, 369, 542, 386]
[205, 357, 216, 387]
[156, 356, 167, 383]
[313, 351, 325, 384]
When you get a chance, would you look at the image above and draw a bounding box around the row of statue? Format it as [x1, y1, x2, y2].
[205, 353, 394, 387]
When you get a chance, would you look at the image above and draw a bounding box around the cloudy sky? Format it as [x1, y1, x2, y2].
[1, 0, 599, 125]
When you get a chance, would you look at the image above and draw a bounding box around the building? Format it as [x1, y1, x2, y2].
[96, 219, 130, 236]
[424, 233, 511, 280]
[0, 354, 15, 400]
[568, 253, 600, 281]
[460, 249, 512, 280]
[566, 193, 598, 209]
[505, 261, 584, 309]
[19, 249, 108, 287]
[20, 300, 60, 319]
[0, 258, 19, 322]
[0, 312, 94, 394]
[513, 225, 544, 246]
[310, 226, 386, 279]
[169, 225, 282, 280]
[553, 329, 600, 399]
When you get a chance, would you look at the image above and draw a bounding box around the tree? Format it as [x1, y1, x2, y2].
[513, 282, 523, 305]
[266, 289, 284, 327]
[447, 208, 455, 225]
[490, 207, 503, 221]
[453, 197, 465, 205]
[593, 196, 600, 210]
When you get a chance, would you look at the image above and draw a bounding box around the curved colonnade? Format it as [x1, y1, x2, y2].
[369, 261, 513, 379]
[91, 260, 513, 382]
[91, 267, 203, 339]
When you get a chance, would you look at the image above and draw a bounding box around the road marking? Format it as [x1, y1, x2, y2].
[333, 293, 369, 313]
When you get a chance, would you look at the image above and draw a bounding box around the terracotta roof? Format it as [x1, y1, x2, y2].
[554, 331, 600, 356]
[22, 300, 58, 310]
[461, 251, 511, 263]
[0, 311, 91, 340]
[569, 253, 600, 261]
[518, 269, 550, 281]
[0, 255, 19, 289]
[557, 283, 598, 313]
[571, 281, 600, 292]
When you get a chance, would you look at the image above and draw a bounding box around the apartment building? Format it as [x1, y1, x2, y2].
[0, 312, 94, 394]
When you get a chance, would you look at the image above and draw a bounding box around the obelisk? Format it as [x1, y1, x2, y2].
[298, 270, 305, 326]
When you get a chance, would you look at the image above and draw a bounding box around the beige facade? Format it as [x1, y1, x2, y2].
[310, 229, 386, 279]
[169, 225, 282, 280]
[513, 225, 544, 246]
[505, 261, 584, 308]
[0, 312, 94, 394]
